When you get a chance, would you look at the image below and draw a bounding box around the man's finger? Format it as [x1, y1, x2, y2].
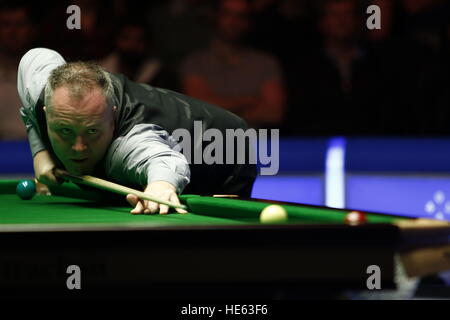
[143, 199, 151, 214]
[171, 193, 188, 214]
[145, 200, 159, 214]
[143, 199, 154, 214]
[131, 200, 145, 214]
[159, 204, 169, 214]
[126, 194, 139, 207]
[34, 179, 52, 196]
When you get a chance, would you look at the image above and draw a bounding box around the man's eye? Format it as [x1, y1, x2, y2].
[88, 128, 98, 135]
[60, 128, 72, 135]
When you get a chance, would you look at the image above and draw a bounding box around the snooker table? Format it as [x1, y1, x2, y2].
[1, 179, 450, 300]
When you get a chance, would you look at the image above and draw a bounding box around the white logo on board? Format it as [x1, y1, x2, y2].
[424, 190, 450, 220]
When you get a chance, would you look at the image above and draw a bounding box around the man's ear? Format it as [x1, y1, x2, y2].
[43, 106, 46, 113]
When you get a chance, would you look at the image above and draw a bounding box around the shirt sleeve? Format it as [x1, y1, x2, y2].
[20, 106, 46, 156]
[105, 124, 191, 194]
[17, 48, 66, 157]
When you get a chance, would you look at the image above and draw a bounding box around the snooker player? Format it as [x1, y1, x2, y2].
[17, 48, 256, 214]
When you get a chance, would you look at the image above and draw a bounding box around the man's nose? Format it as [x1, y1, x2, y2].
[72, 136, 88, 152]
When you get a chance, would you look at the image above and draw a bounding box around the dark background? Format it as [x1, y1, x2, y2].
[1, 0, 449, 138]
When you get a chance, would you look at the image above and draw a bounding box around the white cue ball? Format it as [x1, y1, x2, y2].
[260, 205, 288, 224]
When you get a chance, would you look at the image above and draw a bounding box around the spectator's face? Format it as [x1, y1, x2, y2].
[320, 1, 359, 43]
[217, 0, 251, 43]
[402, 0, 436, 14]
[116, 26, 146, 58]
[0, 8, 34, 55]
[45, 86, 115, 175]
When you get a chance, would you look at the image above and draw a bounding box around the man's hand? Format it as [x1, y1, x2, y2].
[33, 150, 63, 187]
[34, 178, 52, 195]
[126, 181, 187, 215]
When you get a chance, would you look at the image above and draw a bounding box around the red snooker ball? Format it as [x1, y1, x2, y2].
[345, 211, 367, 225]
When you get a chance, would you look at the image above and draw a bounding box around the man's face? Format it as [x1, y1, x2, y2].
[217, 0, 251, 43]
[116, 25, 146, 59]
[0, 8, 35, 55]
[320, 1, 359, 43]
[45, 86, 115, 175]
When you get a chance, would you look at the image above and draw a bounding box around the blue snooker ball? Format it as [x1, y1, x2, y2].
[16, 180, 36, 200]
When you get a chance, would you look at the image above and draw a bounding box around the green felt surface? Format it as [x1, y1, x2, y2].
[0, 180, 242, 226]
[0, 179, 406, 227]
[181, 195, 404, 224]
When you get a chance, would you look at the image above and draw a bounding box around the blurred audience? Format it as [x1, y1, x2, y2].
[0, 1, 36, 140]
[146, 0, 215, 91]
[180, 0, 286, 128]
[248, 0, 317, 67]
[399, 0, 450, 52]
[285, 0, 380, 135]
[365, 0, 449, 134]
[0, 0, 449, 139]
[40, 0, 114, 61]
[97, 19, 172, 88]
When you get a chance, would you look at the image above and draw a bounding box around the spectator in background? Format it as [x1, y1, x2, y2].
[0, 1, 36, 140]
[397, 0, 450, 134]
[180, 0, 286, 129]
[365, 0, 448, 134]
[433, 21, 450, 132]
[398, 0, 450, 52]
[98, 19, 172, 88]
[146, 0, 214, 91]
[247, 0, 317, 68]
[285, 0, 380, 135]
[40, 0, 113, 61]
[411, 0, 450, 134]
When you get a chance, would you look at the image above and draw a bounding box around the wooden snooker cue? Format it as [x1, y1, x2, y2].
[54, 169, 188, 210]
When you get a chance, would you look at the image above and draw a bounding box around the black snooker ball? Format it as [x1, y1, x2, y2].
[16, 180, 36, 200]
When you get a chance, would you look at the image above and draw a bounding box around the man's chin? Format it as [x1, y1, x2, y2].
[66, 166, 93, 176]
